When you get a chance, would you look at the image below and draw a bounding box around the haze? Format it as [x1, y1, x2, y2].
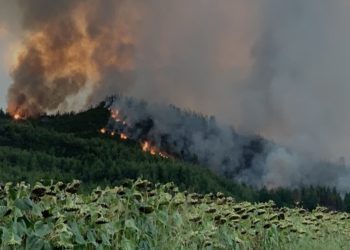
[1, 0, 350, 164]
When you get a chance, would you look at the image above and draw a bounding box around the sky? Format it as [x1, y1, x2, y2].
[0, 2, 19, 110]
[0, 28, 11, 109]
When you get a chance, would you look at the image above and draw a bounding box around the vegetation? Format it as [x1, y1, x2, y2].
[1, 104, 350, 249]
[0, 106, 253, 200]
[0, 105, 349, 212]
[1, 179, 349, 249]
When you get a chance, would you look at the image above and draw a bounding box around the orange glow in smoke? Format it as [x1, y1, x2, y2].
[13, 113, 22, 120]
[7, 1, 139, 118]
[141, 141, 156, 155]
[100, 109, 170, 159]
[141, 141, 169, 157]
[120, 133, 128, 140]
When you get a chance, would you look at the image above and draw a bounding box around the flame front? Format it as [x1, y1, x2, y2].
[100, 108, 170, 159]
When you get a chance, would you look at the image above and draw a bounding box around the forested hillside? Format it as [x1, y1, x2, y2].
[0, 105, 254, 200]
[0, 104, 349, 211]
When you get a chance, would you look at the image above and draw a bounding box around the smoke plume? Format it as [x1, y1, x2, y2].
[6, 0, 140, 117]
[3, 0, 350, 190]
[106, 96, 350, 193]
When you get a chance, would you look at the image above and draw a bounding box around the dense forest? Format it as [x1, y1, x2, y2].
[0, 104, 349, 212]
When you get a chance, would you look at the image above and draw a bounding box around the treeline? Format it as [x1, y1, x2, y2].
[1, 105, 350, 211]
[0, 107, 253, 200]
[258, 186, 347, 211]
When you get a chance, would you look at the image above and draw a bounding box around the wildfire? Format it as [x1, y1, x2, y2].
[141, 141, 169, 158]
[141, 141, 156, 155]
[6, 1, 139, 119]
[110, 109, 127, 125]
[100, 108, 170, 159]
[111, 110, 119, 120]
[120, 133, 128, 140]
[11, 110, 26, 121]
[13, 113, 22, 121]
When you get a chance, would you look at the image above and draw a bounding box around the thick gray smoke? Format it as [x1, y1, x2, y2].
[127, 0, 350, 163]
[128, 0, 350, 191]
[107, 96, 350, 193]
[2, 0, 350, 190]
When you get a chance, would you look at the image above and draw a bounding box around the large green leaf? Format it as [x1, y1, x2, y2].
[86, 230, 98, 247]
[34, 221, 51, 238]
[69, 221, 86, 245]
[0, 206, 9, 217]
[1, 226, 22, 246]
[26, 235, 45, 250]
[15, 198, 33, 212]
[12, 221, 28, 238]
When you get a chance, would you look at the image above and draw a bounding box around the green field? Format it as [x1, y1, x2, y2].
[0, 179, 349, 249]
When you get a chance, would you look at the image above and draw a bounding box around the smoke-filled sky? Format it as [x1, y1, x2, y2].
[1, 0, 350, 164]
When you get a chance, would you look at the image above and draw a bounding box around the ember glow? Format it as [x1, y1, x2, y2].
[13, 113, 22, 121]
[110, 109, 126, 124]
[120, 133, 128, 140]
[141, 141, 156, 155]
[99, 128, 167, 158]
[111, 110, 120, 120]
[140, 141, 169, 158]
[100, 107, 170, 158]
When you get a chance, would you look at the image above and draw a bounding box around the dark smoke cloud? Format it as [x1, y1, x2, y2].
[127, 0, 350, 191]
[8, 13, 88, 117]
[17, 0, 82, 30]
[6, 0, 138, 117]
[2, 0, 350, 190]
[107, 96, 350, 193]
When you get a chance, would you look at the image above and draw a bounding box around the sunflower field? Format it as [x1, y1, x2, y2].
[0, 179, 349, 249]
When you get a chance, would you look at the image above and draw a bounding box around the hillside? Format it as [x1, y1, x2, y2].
[0, 104, 349, 211]
[0, 105, 254, 200]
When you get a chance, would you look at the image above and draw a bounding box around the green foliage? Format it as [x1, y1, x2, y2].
[0, 180, 349, 249]
[0, 107, 255, 200]
[0, 104, 349, 211]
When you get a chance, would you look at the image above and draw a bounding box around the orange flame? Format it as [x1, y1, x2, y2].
[13, 113, 22, 121]
[108, 109, 171, 159]
[7, 1, 140, 118]
[141, 141, 170, 158]
[100, 128, 106, 134]
[141, 141, 156, 155]
[111, 110, 119, 120]
[120, 133, 128, 140]
[110, 109, 127, 125]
